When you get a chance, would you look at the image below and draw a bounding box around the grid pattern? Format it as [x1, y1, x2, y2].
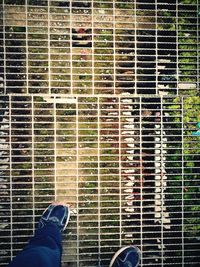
[0, 0, 200, 267]
[0, 95, 200, 266]
[0, 0, 199, 95]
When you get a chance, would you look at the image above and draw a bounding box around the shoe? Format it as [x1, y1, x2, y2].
[109, 245, 140, 267]
[38, 204, 70, 232]
[192, 130, 200, 136]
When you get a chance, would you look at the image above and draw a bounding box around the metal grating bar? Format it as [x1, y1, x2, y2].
[9, 96, 13, 259]
[31, 95, 35, 235]
[181, 97, 184, 267]
[139, 97, 143, 266]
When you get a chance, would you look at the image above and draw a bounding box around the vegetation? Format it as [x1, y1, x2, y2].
[166, 96, 200, 263]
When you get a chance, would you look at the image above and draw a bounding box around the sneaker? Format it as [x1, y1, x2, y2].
[38, 204, 70, 232]
[192, 130, 200, 136]
[109, 245, 140, 267]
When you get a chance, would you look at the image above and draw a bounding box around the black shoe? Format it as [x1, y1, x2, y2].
[109, 245, 140, 267]
[38, 204, 70, 232]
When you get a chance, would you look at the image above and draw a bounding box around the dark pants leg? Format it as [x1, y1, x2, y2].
[7, 224, 62, 267]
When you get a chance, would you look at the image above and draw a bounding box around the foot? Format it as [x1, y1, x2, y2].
[109, 245, 140, 267]
[38, 202, 70, 232]
[192, 130, 200, 136]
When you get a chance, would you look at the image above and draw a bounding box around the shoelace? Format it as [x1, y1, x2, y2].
[48, 216, 60, 223]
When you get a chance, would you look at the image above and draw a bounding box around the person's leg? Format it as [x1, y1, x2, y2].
[109, 245, 140, 267]
[7, 203, 70, 267]
[7, 225, 62, 267]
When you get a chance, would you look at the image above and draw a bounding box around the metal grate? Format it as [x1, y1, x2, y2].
[0, 1, 200, 267]
[0, 0, 199, 95]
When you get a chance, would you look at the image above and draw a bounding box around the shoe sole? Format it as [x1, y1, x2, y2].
[109, 245, 141, 267]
